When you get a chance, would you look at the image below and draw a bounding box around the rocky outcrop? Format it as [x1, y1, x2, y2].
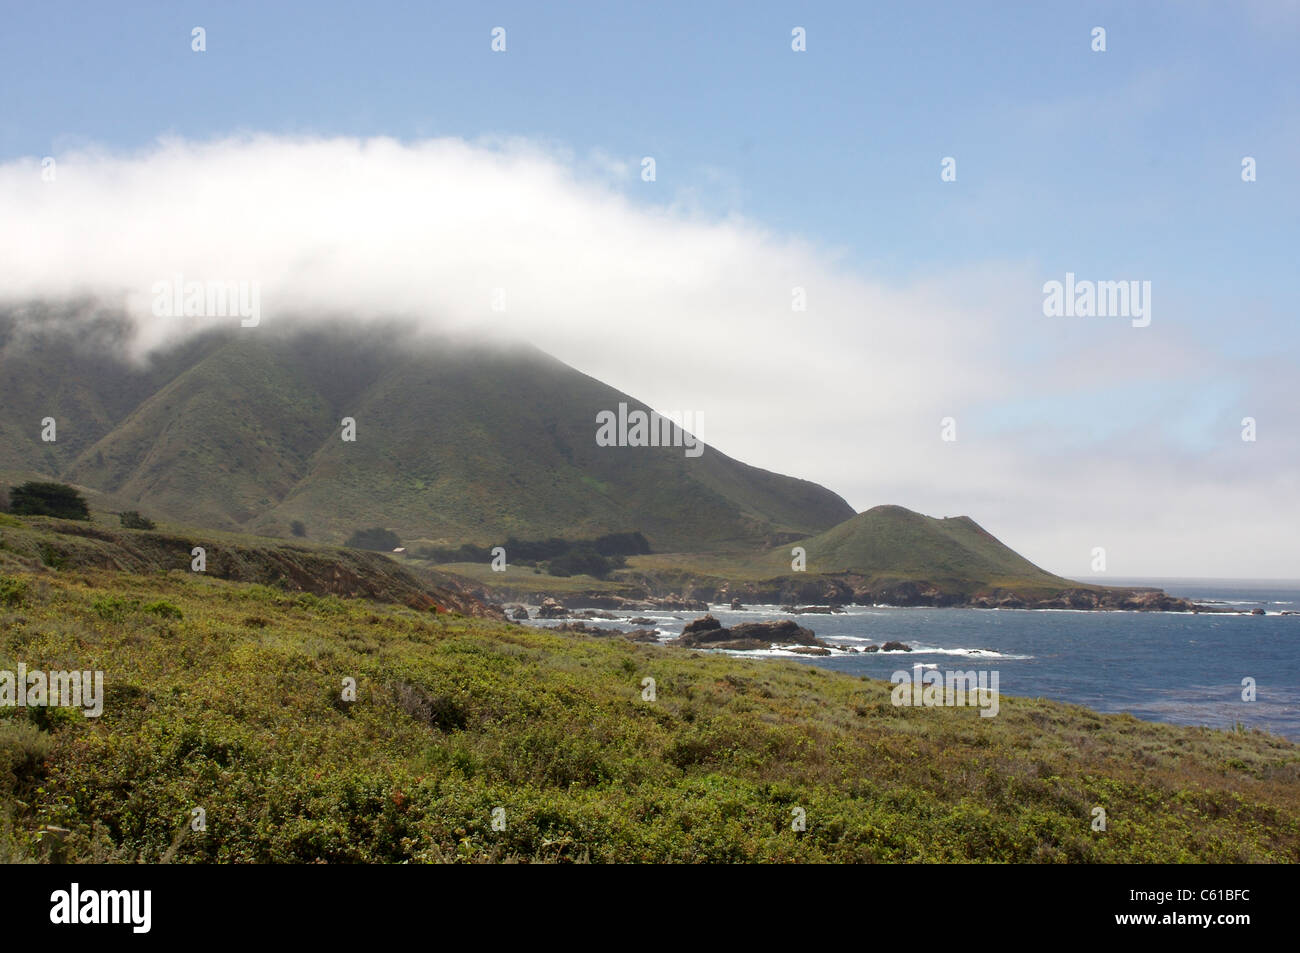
[681, 614, 725, 637]
[880, 641, 912, 652]
[537, 597, 568, 619]
[729, 620, 822, 646]
[969, 587, 1194, 612]
[672, 615, 826, 651]
[654, 595, 709, 611]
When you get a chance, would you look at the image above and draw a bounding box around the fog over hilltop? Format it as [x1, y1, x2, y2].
[1, 135, 1295, 577]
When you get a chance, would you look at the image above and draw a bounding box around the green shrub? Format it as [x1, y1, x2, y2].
[290, 520, 307, 538]
[0, 576, 26, 607]
[142, 600, 183, 620]
[0, 721, 52, 795]
[92, 595, 140, 621]
[392, 681, 468, 733]
[37, 544, 68, 570]
[119, 510, 155, 530]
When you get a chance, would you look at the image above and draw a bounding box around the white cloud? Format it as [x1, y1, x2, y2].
[0, 134, 1294, 577]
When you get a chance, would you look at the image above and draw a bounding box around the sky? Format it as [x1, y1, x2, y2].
[1, 1, 1297, 578]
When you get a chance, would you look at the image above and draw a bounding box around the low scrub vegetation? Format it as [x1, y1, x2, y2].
[0, 562, 1296, 863]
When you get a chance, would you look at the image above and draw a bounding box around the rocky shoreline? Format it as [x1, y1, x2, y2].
[496, 581, 1246, 616]
[506, 588, 1284, 658]
[510, 606, 921, 656]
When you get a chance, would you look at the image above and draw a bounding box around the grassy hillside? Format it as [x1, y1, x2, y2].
[775, 505, 1071, 589]
[1, 537, 1297, 862]
[431, 506, 1192, 611]
[495, 505, 1102, 607]
[0, 306, 854, 552]
[0, 513, 498, 618]
[631, 506, 1069, 586]
[0, 303, 223, 478]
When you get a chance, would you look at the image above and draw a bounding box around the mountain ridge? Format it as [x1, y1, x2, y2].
[0, 305, 855, 553]
[2, 304, 1191, 609]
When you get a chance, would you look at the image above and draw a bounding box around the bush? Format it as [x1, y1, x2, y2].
[92, 595, 139, 621]
[0, 721, 52, 796]
[345, 527, 401, 552]
[0, 485, 8, 513]
[0, 576, 27, 607]
[142, 600, 183, 620]
[392, 682, 468, 733]
[119, 510, 155, 530]
[290, 520, 307, 537]
[8, 482, 90, 521]
[37, 544, 68, 570]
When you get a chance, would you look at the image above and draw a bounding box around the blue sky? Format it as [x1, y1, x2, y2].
[4, 1, 1295, 292]
[1, 1, 1296, 576]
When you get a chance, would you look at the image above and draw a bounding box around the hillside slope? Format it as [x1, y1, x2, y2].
[501, 505, 1188, 610]
[0, 305, 854, 552]
[1, 553, 1296, 863]
[777, 504, 1068, 588]
[0, 512, 499, 618]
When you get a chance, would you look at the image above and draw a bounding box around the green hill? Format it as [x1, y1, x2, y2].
[0, 531, 1295, 863]
[777, 504, 1069, 589]
[499, 506, 1183, 610]
[0, 306, 1179, 608]
[0, 306, 854, 553]
[0, 511, 498, 618]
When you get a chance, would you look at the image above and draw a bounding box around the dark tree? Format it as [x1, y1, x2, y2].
[547, 547, 613, 579]
[9, 482, 90, 521]
[290, 520, 307, 537]
[345, 527, 401, 551]
[119, 510, 155, 530]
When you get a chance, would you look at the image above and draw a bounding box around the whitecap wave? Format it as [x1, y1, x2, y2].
[903, 646, 1035, 660]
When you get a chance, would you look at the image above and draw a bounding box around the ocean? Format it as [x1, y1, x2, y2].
[525, 578, 1300, 739]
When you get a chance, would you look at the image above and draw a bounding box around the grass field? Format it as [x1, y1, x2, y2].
[422, 560, 634, 596]
[2, 553, 1297, 863]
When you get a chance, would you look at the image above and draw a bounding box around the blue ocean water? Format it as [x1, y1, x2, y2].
[526, 579, 1300, 739]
